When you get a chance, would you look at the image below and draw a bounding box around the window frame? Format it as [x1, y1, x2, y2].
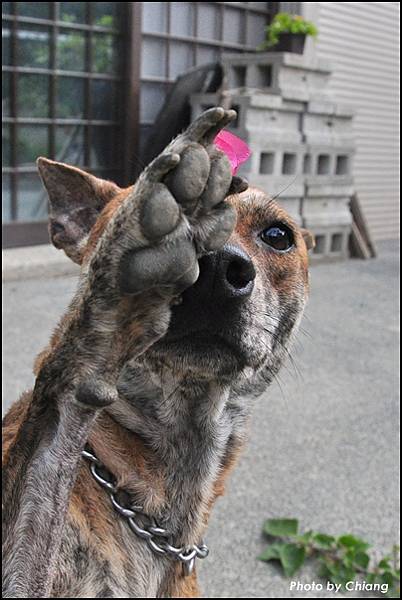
[2, 2, 277, 248]
[2, 1, 138, 248]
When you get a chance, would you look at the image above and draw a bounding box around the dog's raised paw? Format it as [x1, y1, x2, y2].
[117, 108, 243, 297]
[139, 182, 181, 241]
[119, 238, 199, 295]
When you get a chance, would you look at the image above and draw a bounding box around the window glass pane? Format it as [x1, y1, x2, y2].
[140, 83, 166, 123]
[2, 24, 11, 66]
[247, 14, 267, 47]
[197, 46, 219, 65]
[198, 5, 220, 41]
[18, 74, 49, 118]
[3, 72, 11, 116]
[222, 8, 243, 45]
[56, 77, 85, 118]
[92, 33, 118, 74]
[3, 125, 11, 167]
[90, 126, 117, 167]
[17, 2, 50, 19]
[141, 38, 166, 78]
[3, 174, 12, 223]
[60, 2, 87, 24]
[57, 29, 86, 71]
[16, 126, 48, 166]
[170, 3, 194, 37]
[3, 3, 13, 15]
[55, 125, 85, 164]
[169, 42, 194, 79]
[91, 80, 118, 120]
[142, 2, 167, 34]
[17, 173, 48, 221]
[17, 25, 50, 68]
[93, 2, 119, 28]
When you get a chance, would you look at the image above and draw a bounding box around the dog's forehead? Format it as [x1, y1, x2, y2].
[230, 186, 298, 231]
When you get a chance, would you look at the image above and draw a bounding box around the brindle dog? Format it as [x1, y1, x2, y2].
[2, 108, 313, 598]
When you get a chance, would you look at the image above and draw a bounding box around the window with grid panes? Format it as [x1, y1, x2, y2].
[2, 2, 126, 246]
[2, 2, 277, 248]
[139, 2, 277, 147]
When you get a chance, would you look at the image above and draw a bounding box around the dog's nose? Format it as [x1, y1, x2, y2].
[199, 243, 256, 301]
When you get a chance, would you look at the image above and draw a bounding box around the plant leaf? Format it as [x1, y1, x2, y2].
[337, 534, 370, 552]
[313, 533, 336, 549]
[264, 518, 299, 538]
[279, 543, 306, 577]
[382, 571, 397, 587]
[258, 543, 284, 562]
[379, 558, 392, 570]
[354, 551, 370, 570]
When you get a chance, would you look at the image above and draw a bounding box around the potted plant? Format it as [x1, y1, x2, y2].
[258, 13, 318, 55]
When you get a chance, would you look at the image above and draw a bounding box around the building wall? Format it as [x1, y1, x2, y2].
[304, 1, 400, 241]
[139, 2, 276, 149]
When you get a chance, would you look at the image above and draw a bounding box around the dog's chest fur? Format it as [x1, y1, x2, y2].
[48, 371, 250, 598]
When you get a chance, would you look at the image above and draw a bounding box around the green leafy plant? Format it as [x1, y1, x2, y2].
[258, 518, 400, 598]
[258, 13, 318, 50]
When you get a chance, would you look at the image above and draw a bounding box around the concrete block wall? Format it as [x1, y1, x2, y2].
[222, 52, 332, 102]
[191, 52, 355, 261]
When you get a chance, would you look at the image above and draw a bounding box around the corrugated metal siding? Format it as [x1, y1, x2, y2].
[279, 2, 301, 14]
[316, 2, 400, 240]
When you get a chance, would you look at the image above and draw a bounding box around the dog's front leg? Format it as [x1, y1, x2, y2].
[3, 107, 240, 598]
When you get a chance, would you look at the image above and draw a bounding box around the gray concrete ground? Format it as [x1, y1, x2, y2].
[3, 241, 400, 598]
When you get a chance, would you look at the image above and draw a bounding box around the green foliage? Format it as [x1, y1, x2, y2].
[258, 518, 400, 597]
[258, 12, 318, 50]
[264, 518, 299, 537]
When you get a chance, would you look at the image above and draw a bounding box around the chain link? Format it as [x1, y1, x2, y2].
[81, 448, 209, 576]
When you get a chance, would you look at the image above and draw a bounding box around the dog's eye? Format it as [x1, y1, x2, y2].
[260, 224, 294, 252]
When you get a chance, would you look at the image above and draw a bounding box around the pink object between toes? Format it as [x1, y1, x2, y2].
[214, 131, 251, 175]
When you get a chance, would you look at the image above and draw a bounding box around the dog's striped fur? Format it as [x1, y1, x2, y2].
[2, 109, 311, 598]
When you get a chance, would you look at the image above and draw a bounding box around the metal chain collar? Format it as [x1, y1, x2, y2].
[81, 448, 209, 576]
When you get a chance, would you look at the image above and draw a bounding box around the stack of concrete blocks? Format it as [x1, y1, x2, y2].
[190, 52, 355, 260]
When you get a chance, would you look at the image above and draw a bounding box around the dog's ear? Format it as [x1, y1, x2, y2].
[37, 157, 121, 264]
[300, 228, 315, 251]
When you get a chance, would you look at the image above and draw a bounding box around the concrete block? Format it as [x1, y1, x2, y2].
[251, 173, 304, 199]
[302, 196, 352, 227]
[274, 197, 302, 224]
[305, 224, 351, 262]
[251, 144, 306, 179]
[307, 100, 355, 118]
[191, 92, 304, 144]
[302, 112, 355, 146]
[306, 179, 354, 198]
[221, 52, 333, 102]
[304, 147, 355, 179]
